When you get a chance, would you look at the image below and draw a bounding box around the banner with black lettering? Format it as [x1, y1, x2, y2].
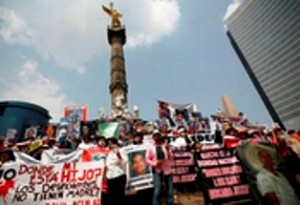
[195, 148, 254, 204]
[0, 161, 104, 205]
[41, 149, 82, 164]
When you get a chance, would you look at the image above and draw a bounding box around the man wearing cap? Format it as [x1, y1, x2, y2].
[146, 130, 174, 205]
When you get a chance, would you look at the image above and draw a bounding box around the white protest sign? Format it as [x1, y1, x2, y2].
[0, 161, 104, 205]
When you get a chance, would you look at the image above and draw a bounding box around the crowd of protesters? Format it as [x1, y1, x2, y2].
[0, 109, 300, 205]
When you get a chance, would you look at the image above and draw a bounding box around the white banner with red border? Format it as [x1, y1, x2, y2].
[0, 161, 104, 205]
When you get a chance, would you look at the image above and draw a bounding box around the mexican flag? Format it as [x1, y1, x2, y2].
[98, 122, 120, 138]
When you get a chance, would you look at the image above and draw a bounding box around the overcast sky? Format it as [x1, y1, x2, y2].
[0, 0, 273, 125]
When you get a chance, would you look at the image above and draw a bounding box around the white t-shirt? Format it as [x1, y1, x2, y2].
[171, 137, 187, 147]
[209, 120, 220, 134]
[256, 169, 300, 205]
[106, 147, 128, 179]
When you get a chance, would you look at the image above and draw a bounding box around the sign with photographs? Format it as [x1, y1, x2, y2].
[64, 105, 88, 122]
[125, 145, 153, 191]
[64, 105, 88, 138]
[0, 161, 104, 205]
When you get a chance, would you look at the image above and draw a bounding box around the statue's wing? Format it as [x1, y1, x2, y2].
[117, 12, 123, 18]
[102, 5, 112, 15]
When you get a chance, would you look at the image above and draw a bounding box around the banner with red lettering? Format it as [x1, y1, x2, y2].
[172, 147, 197, 184]
[0, 161, 104, 205]
[195, 148, 254, 204]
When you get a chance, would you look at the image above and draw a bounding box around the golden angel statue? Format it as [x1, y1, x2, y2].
[102, 3, 122, 28]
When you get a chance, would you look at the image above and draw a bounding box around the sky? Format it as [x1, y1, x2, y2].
[0, 0, 273, 125]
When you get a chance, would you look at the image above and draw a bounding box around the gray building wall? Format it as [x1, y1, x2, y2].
[224, 0, 300, 130]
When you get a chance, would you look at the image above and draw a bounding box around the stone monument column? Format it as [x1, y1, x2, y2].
[102, 4, 130, 120]
[108, 27, 128, 110]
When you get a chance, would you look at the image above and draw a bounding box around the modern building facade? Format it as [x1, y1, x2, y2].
[0, 101, 51, 141]
[224, 0, 300, 130]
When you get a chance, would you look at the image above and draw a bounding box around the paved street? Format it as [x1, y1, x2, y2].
[125, 189, 205, 205]
[173, 191, 204, 205]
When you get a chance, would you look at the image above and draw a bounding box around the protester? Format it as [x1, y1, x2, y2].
[191, 141, 203, 153]
[16, 128, 37, 154]
[5, 137, 17, 150]
[189, 112, 203, 133]
[129, 130, 153, 205]
[0, 136, 6, 151]
[82, 136, 109, 162]
[132, 132, 144, 145]
[4, 104, 300, 205]
[81, 135, 109, 205]
[248, 129, 267, 144]
[78, 126, 95, 149]
[159, 122, 171, 138]
[237, 127, 251, 145]
[256, 147, 300, 205]
[0, 149, 16, 167]
[118, 123, 131, 147]
[269, 128, 289, 158]
[56, 129, 72, 149]
[133, 120, 144, 133]
[223, 125, 240, 149]
[40, 129, 74, 163]
[47, 137, 57, 149]
[238, 112, 248, 125]
[209, 115, 221, 135]
[158, 122, 176, 146]
[170, 127, 188, 148]
[146, 130, 174, 205]
[96, 135, 108, 148]
[190, 141, 212, 203]
[105, 137, 127, 205]
[284, 130, 300, 156]
[191, 141, 203, 176]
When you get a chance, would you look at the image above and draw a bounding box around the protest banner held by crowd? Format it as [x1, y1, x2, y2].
[0, 100, 300, 205]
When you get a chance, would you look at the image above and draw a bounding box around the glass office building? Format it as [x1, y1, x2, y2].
[224, 0, 300, 130]
[0, 101, 51, 141]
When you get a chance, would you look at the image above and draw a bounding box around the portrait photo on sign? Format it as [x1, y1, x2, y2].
[128, 150, 151, 179]
[25, 127, 38, 139]
[64, 105, 88, 123]
[68, 109, 82, 123]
